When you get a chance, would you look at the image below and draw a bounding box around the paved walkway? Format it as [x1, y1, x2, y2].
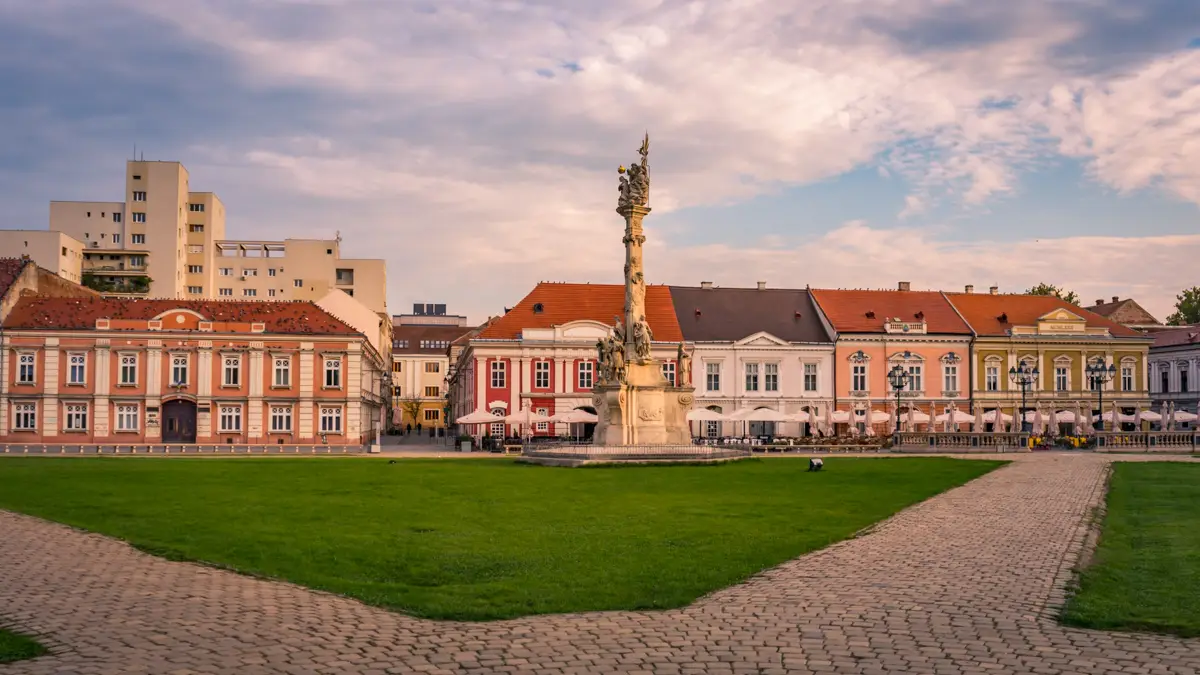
[2, 453, 1200, 674]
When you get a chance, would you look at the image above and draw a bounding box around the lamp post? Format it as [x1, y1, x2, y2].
[1009, 363, 1039, 432]
[1086, 358, 1117, 432]
[888, 364, 909, 434]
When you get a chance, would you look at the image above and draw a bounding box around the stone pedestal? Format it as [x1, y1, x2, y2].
[592, 362, 695, 446]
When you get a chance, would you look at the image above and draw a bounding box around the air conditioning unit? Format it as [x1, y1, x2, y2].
[239, 276, 246, 281]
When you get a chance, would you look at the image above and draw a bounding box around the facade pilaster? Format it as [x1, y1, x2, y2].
[42, 339, 59, 437]
[248, 343, 265, 441]
[346, 344, 363, 442]
[474, 356, 486, 413]
[298, 342, 314, 440]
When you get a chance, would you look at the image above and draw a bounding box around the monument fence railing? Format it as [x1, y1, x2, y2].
[523, 443, 747, 458]
[0, 443, 371, 456]
[893, 431, 1199, 452]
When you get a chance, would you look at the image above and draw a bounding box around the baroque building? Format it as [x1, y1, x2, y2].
[0, 297, 388, 445]
[1149, 326, 1200, 422]
[390, 303, 474, 429]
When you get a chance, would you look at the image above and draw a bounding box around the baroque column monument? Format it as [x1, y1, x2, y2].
[591, 134, 695, 446]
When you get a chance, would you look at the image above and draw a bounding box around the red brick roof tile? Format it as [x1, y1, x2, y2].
[477, 282, 683, 342]
[3, 297, 358, 335]
[945, 293, 1146, 338]
[0, 258, 30, 301]
[809, 289, 971, 334]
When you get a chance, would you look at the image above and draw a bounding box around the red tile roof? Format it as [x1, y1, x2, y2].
[809, 289, 971, 334]
[945, 293, 1145, 338]
[3, 297, 359, 335]
[476, 282, 684, 342]
[0, 258, 30, 301]
[1151, 325, 1200, 348]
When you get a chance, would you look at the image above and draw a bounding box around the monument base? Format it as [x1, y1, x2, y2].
[591, 361, 694, 446]
[518, 444, 750, 467]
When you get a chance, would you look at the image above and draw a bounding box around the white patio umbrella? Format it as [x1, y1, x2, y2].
[787, 410, 812, 423]
[1161, 401, 1171, 430]
[456, 410, 501, 424]
[1173, 409, 1199, 423]
[824, 406, 834, 436]
[1113, 400, 1122, 431]
[935, 409, 974, 425]
[740, 407, 791, 422]
[503, 405, 554, 437]
[685, 408, 727, 422]
[1032, 408, 1045, 436]
[906, 406, 915, 432]
[1048, 408, 1059, 436]
[830, 410, 853, 424]
[1137, 409, 1162, 422]
[974, 405, 985, 432]
[983, 409, 1012, 423]
[1072, 405, 1083, 436]
[864, 409, 891, 424]
[1132, 407, 1142, 430]
[554, 409, 599, 423]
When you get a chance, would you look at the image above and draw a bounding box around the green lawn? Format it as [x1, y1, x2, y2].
[0, 457, 1000, 621]
[0, 628, 46, 663]
[1063, 462, 1200, 637]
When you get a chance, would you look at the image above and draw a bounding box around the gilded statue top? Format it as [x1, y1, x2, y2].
[617, 133, 650, 210]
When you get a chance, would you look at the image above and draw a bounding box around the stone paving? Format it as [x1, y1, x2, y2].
[2, 453, 1200, 674]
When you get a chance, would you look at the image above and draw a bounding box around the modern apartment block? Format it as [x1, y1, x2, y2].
[0, 231, 85, 284]
[41, 160, 386, 315]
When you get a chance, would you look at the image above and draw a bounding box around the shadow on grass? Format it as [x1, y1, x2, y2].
[0, 628, 47, 664]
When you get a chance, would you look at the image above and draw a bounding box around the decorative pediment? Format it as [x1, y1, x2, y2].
[883, 317, 927, 335]
[734, 331, 789, 347]
[487, 400, 509, 411]
[1034, 308, 1088, 334]
[559, 320, 612, 339]
[887, 350, 923, 362]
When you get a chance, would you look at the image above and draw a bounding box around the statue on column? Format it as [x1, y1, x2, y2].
[617, 134, 650, 210]
[631, 316, 653, 361]
[677, 342, 692, 387]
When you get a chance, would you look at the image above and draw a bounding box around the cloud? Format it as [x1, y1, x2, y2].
[0, 0, 1197, 322]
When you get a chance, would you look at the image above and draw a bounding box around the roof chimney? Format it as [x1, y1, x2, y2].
[989, 286, 998, 295]
[756, 281, 766, 290]
[1095, 299, 1103, 306]
[898, 281, 911, 291]
[964, 284, 974, 294]
[1112, 296, 1120, 304]
[700, 281, 713, 290]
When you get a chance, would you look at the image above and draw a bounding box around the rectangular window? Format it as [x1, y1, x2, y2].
[219, 288, 232, 296]
[423, 408, 440, 422]
[243, 289, 256, 297]
[319, 406, 342, 433]
[131, 212, 146, 223]
[535, 407, 549, 432]
[223, 356, 240, 386]
[219, 268, 232, 276]
[706, 362, 720, 392]
[169, 355, 187, 386]
[12, 403, 36, 430]
[219, 405, 242, 432]
[424, 386, 439, 397]
[944, 365, 958, 393]
[242, 268, 257, 277]
[985, 366, 999, 392]
[188, 224, 204, 233]
[907, 365, 922, 392]
[268, 268, 277, 277]
[132, 191, 146, 201]
[273, 357, 290, 387]
[1122, 366, 1134, 392]
[17, 353, 35, 384]
[189, 203, 205, 212]
[764, 363, 778, 392]
[116, 404, 138, 432]
[1162, 370, 1170, 393]
[131, 233, 145, 244]
[294, 279, 303, 288]
[578, 361, 594, 389]
[662, 361, 676, 386]
[268, 289, 276, 297]
[391, 361, 402, 373]
[68, 353, 86, 384]
[490, 361, 506, 388]
[119, 354, 137, 385]
[705, 420, 720, 438]
[1183, 370, 1190, 394]
[324, 358, 342, 388]
[112, 233, 120, 244]
[852, 364, 867, 392]
[424, 362, 440, 373]
[187, 286, 202, 294]
[188, 245, 203, 254]
[113, 213, 122, 223]
[64, 403, 88, 431]
[187, 265, 202, 274]
[129, 255, 147, 268]
[803, 363, 818, 392]
[270, 406, 292, 432]
[535, 361, 550, 388]
[1055, 367, 1069, 392]
[745, 363, 759, 391]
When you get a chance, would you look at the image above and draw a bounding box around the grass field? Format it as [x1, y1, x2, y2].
[0, 456, 1000, 621]
[0, 628, 46, 663]
[1063, 462, 1200, 637]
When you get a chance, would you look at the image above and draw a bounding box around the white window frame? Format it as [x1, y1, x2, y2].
[764, 362, 779, 392]
[16, 352, 35, 384]
[243, 289, 257, 297]
[268, 268, 277, 277]
[534, 361, 550, 388]
[490, 409, 505, 438]
[705, 420, 720, 438]
[662, 361, 676, 386]
[706, 362, 720, 392]
[12, 402, 36, 430]
[851, 364, 868, 392]
[223, 355, 241, 387]
[319, 406, 343, 434]
[132, 191, 146, 201]
[270, 405, 292, 432]
[324, 357, 342, 388]
[67, 352, 86, 385]
[64, 403, 88, 431]
[423, 408, 440, 422]
[219, 288, 232, 297]
[187, 265, 203, 274]
[242, 268, 258, 277]
[273, 356, 291, 387]
[131, 212, 146, 223]
[1121, 364, 1135, 392]
[1055, 366, 1069, 392]
[985, 363, 1000, 392]
[188, 286, 203, 294]
[424, 362, 440, 373]
[943, 364, 958, 393]
[745, 363, 759, 392]
[119, 353, 137, 386]
[219, 404, 242, 432]
[131, 233, 145, 244]
[803, 362, 818, 392]
[578, 361, 594, 389]
[490, 361, 506, 388]
[536, 407, 549, 432]
[115, 403, 139, 432]
[294, 279, 303, 288]
[219, 267, 232, 276]
[170, 354, 188, 386]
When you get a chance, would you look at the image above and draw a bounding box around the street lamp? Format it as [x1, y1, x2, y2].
[887, 363, 909, 434]
[1009, 362, 1039, 432]
[1086, 358, 1117, 432]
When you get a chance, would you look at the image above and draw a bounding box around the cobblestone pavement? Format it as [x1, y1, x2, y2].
[3, 453, 1200, 674]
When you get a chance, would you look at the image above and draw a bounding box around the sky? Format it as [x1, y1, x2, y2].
[1, 0, 1198, 323]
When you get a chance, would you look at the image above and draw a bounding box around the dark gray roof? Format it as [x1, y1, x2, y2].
[668, 286, 833, 343]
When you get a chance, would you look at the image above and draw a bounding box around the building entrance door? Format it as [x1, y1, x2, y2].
[162, 400, 197, 443]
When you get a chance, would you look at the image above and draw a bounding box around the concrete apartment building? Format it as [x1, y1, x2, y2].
[0, 231, 85, 284]
[35, 160, 386, 315]
[391, 303, 473, 430]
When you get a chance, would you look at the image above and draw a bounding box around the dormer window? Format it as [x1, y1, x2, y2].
[532, 303, 544, 314]
[865, 311, 875, 319]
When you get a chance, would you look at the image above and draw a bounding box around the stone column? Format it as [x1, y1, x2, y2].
[298, 343, 314, 441]
[619, 204, 652, 364]
[42, 339, 59, 437]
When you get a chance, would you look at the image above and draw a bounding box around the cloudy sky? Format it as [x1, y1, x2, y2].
[2, 0, 1198, 322]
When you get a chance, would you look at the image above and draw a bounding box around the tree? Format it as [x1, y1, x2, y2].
[1025, 283, 1080, 306]
[399, 396, 424, 427]
[1166, 287, 1200, 326]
